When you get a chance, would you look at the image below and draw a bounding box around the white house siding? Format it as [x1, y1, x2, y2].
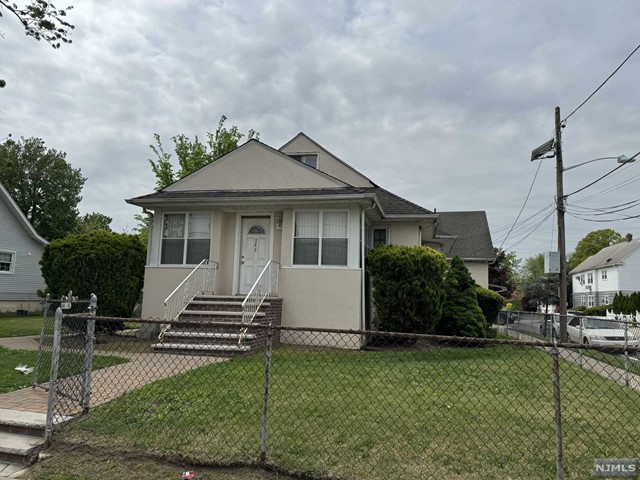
[465, 261, 489, 288]
[0, 198, 46, 311]
[278, 267, 363, 348]
[388, 223, 421, 246]
[618, 254, 640, 292]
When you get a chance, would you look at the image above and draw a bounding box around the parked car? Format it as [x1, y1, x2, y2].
[566, 317, 638, 347]
[498, 311, 518, 325]
[539, 314, 559, 338]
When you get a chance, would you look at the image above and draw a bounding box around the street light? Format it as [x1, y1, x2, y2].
[563, 155, 635, 172]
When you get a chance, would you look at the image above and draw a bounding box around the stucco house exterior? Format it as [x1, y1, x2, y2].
[127, 133, 493, 343]
[0, 181, 47, 313]
[570, 235, 640, 307]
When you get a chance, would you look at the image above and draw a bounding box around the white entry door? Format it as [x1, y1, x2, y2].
[238, 217, 271, 294]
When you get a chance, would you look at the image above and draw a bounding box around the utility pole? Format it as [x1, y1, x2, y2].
[555, 106, 568, 343]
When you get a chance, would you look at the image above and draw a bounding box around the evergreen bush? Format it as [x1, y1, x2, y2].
[476, 287, 504, 324]
[436, 257, 489, 338]
[40, 231, 146, 325]
[367, 245, 447, 333]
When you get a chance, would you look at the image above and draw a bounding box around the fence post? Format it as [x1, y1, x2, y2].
[259, 323, 274, 464]
[44, 307, 63, 448]
[624, 321, 630, 388]
[81, 294, 97, 413]
[551, 342, 565, 480]
[32, 294, 50, 388]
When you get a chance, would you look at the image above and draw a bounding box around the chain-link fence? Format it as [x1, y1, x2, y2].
[40, 311, 640, 480]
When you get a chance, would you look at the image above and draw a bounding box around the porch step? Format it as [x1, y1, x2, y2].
[189, 300, 271, 307]
[0, 409, 46, 437]
[151, 343, 252, 356]
[0, 431, 44, 465]
[194, 295, 244, 301]
[164, 331, 255, 340]
[181, 310, 265, 317]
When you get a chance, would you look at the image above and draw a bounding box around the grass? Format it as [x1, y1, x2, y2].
[0, 315, 42, 337]
[58, 344, 640, 480]
[0, 346, 128, 394]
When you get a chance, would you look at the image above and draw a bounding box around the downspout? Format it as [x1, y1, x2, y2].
[361, 202, 376, 332]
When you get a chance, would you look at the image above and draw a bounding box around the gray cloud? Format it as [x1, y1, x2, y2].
[1, 0, 640, 259]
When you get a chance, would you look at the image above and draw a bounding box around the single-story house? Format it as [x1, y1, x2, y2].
[127, 133, 493, 349]
[0, 181, 47, 313]
[570, 234, 640, 307]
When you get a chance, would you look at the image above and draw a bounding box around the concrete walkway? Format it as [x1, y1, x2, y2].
[502, 327, 640, 391]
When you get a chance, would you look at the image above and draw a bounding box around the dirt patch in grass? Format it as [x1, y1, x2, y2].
[27, 442, 300, 480]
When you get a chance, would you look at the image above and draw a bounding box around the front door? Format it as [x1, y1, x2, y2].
[239, 217, 271, 294]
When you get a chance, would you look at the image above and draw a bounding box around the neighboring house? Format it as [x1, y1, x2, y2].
[421, 211, 494, 288]
[127, 133, 493, 340]
[570, 235, 640, 307]
[0, 181, 47, 313]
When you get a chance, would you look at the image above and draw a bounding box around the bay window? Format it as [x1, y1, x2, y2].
[293, 211, 348, 266]
[161, 213, 211, 265]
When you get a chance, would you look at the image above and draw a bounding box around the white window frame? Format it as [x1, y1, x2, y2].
[588, 295, 595, 307]
[601, 270, 608, 280]
[160, 212, 212, 266]
[289, 153, 319, 169]
[587, 272, 593, 284]
[372, 227, 389, 247]
[292, 210, 350, 267]
[0, 251, 15, 274]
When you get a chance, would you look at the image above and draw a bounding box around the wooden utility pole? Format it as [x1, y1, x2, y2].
[555, 106, 568, 343]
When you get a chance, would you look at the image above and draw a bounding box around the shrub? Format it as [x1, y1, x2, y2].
[367, 245, 447, 333]
[40, 231, 146, 324]
[571, 305, 587, 312]
[476, 287, 504, 324]
[583, 304, 611, 317]
[436, 257, 489, 338]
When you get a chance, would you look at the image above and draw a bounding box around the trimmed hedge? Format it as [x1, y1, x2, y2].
[476, 287, 504, 324]
[583, 305, 611, 317]
[40, 231, 146, 319]
[367, 245, 447, 333]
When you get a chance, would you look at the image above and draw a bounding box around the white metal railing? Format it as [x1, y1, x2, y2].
[163, 259, 218, 323]
[239, 260, 280, 345]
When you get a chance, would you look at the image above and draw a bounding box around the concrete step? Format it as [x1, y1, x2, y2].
[151, 343, 252, 356]
[0, 431, 44, 465]
[0, 409, 46, 437]
[164, 332, 255, 340]
[189, 300, 271, 307]
[193, 295, 244, 301]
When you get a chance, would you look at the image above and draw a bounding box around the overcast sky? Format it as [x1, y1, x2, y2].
[2, 0, 640, 261]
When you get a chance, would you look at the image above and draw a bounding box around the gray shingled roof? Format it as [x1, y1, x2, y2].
[127, 186, 432, 217]
[569, 239, 640, 274]
[425, 211, 494, 260]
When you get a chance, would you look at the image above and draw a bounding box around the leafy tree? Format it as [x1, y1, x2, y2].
[0, 137, 85, 240]
[74, 212, 112, 234]
[522, 275, 558, 313]
[568, 229, 624, 272]
[436, 256, 489, 338]
[149, 115, 259, 191]
[519, 253, 544, 287]
[132, 212, 150, 247]
[367, 245, 447, 333]
[0, 0, 73, 48]
[489, 247, 520, 297]
[40, 231, 146, 321]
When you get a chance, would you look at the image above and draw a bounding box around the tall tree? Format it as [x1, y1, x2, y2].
[0, 0, 73, 48]
[74, 212, 112, 234]
[149, 115, 259, 191]
[567, 229, 624, 272]
[488, 247, 520, 297]
[0, 137, 85, 240]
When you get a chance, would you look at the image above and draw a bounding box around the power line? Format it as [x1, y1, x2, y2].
[566, 150, 640, 198]
[499, 160, 544, 250]
[504, 209, 556, 251]
[563, 42, 640, 123]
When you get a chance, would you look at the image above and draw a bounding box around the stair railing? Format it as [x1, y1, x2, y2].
[160, 259, 218, 340]
[239, 260, 280, 345]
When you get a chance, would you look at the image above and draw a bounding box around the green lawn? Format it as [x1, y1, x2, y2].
[0, 315, 42, 337]
[0, 346, 128, 393]
[59, 344, 640, 480]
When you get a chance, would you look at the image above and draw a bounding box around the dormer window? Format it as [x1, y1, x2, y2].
[290, 153, 318, 169]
